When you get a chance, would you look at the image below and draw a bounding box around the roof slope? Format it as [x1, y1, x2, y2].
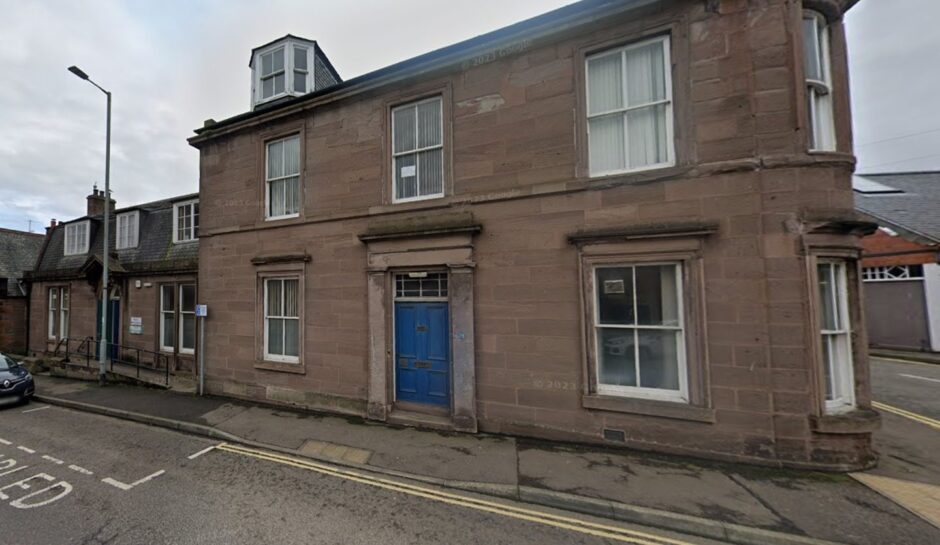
[33, 193, 198, 280]
[0, 228, 44, 296]
[854, 172, 940, 244]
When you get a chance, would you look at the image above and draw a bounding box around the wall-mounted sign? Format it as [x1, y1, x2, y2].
[196, 304, 208, 318]
[129, 316, 143, 335]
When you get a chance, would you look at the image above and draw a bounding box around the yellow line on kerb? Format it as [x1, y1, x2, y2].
[214, 443, 695, 545]
[873, 401, 940, 430]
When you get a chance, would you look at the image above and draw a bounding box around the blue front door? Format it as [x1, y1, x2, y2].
[395, 302, 450, 407]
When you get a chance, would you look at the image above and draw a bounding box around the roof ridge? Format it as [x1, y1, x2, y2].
[0, 226, 44, 238]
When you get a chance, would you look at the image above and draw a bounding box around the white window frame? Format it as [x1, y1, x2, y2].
[160, 284, 175, 353]
[258, 46, 287, 103]
[817, 260, 855, 413]
[173, 200, 199, 243]
[803, 10, 836, 152]
[265, 135, 302, 221]
[64, 220, 90, 256]
[391, 96, 445, 204]
[862, 264, 924, 282]
[292, 45, 309, 94]
[263, 277, 301, 364]
[178, 284, 196, 355]
[585, 34, 675, 178]
[591, 262, 688, 403]
[48, 287, 58, 339]
[116, 210, 139, 250]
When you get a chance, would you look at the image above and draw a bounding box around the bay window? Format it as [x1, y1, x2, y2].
[817, 261, 855, 412]
[586, 35, 673, 176]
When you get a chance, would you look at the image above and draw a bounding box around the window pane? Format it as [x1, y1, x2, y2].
[162, 313, 175, 348]
[284, 319, 299, 357]
[181, 314, 195, 350]
[393, 105, 417, 154]
[285, 177, 300, 215]
[624, 41, 665, 106]
[294, 46, 307, 71]
[395, 153, 418, 200]
[636, 264, 679, 326]
[274, 73, 285, 95]
[821, 334, 834, 400]
[269, 179, 286, 217]
[812, 92, 835, 151]
[587, 52, 623, 115]
[294, 71, 306, 93]
[268, 318, 284, 355]
[283, 279, 299, 317]
[272, 48, 284, 72]
[418, 148, 443, 197]
[267, 140, 284, 179]
[267, 279, 282, 317]
[417, 99, 442, 148]
[598, 328, 637, 387]
[638, 329, 680, 390]
[193, 203, 199, 234]
[626, 104, 668, 168]
[817, 264, 839, 330]
[596, 267, 635, 325]
[261, 52, 273, 76]
[161, 286, 175, 311]
[802, 17, 822, 82]
[180, 285, 196, 312]
[589, 114, 626, 174]
[61, 289, 69, 310]
[49, 288, 57, 311]
[262, 77, 274, 99]
[283, 136, 300, 176]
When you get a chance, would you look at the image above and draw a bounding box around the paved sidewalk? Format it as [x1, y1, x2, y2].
[28, 374, 939, 545]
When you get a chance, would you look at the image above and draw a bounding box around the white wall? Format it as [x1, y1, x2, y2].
[922, 263, 940, 351]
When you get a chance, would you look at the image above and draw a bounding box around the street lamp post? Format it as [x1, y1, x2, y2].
[68, 65, 111, 386]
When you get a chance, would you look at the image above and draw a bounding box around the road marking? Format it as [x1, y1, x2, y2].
[0, 438, 10, 446]
[873, 401, 940, 430]
[67, 465, 93, 476]
[21, 405, 50, 414]
[40, 456, 63, 465]
[187, 445, 218, 460]
[214, 443, 693, 545]
[872, 356, 936, 367]
[16, 446, 35, 455]
[899, 373, 940, 384]
[102, 470, 165, 491]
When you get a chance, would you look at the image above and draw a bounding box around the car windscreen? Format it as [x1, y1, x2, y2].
[0, 355, 17, 371]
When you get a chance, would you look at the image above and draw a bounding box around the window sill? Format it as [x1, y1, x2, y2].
[582, 394, 715, 423]
[811, 408, 881, 434]
[255, 359, 305, 375]
[265, 214, 301, 222]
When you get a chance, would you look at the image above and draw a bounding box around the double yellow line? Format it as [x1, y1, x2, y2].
[873, 401, 940, 430]
[214, 443, 696, 545]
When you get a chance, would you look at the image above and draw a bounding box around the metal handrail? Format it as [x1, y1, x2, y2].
[50, 337, 176, 386]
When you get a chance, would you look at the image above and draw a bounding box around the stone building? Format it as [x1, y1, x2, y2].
[0, 227, 44, 354]
[189, 0, 878, 469]
[27, 188, 199, 374]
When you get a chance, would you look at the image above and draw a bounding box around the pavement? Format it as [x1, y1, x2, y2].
[0, 403, 727, 545]
[21, 371, 940, 545]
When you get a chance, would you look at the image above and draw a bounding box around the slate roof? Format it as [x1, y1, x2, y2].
[0, 228, 44, 296]
[31, 193, 198, 281]
[854, 172, 940, 245]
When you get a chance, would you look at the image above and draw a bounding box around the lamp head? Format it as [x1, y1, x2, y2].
[68, 66, 89, 80]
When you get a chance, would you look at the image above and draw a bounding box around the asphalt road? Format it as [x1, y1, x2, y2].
[870, 356, 940, 420]
[0, 403, 724, 545]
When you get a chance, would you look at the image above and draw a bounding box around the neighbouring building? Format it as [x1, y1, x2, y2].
[189, 0, 878, 469]
[27, 188, 200, 373]
[855, 172, 940, 353]
[0, 227, 44, 354]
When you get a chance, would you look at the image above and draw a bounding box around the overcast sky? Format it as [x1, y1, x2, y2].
[0, 0, 937, 232]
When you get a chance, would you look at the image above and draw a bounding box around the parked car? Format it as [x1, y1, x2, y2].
[0, 353, 34, 406]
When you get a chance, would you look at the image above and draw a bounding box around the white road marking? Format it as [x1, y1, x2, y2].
[16, 446, 35, 454]
[187, 445, 217, 460]
[899, 373, 940, 384]
[41, 455, 64, 465]
[67, 465, 93, 476]
[21, 405, 50, 414]
[102, 469, 165, 491]
[0, 438, 10, 446]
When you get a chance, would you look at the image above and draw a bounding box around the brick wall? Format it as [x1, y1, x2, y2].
[861, 229, 938, 267]
[0, 297, 28, 354]
[192, 0, 873, 469]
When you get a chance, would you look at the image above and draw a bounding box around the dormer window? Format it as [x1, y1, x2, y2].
[64, 220, 90, 256]
[250, 36, 341, 110]
[116, 211, 139, 250]
[173, 200, 199, 243]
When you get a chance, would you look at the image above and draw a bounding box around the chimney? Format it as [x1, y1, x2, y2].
[46, 219, 57, 235]
[86, 186, 115, 217]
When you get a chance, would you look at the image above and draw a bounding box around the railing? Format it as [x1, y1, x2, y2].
[53, 336, 176, 386]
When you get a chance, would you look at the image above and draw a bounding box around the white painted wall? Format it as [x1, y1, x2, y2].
[921, 263, 940, 351]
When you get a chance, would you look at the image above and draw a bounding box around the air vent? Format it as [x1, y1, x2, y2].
[602, 428, 626, 443]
